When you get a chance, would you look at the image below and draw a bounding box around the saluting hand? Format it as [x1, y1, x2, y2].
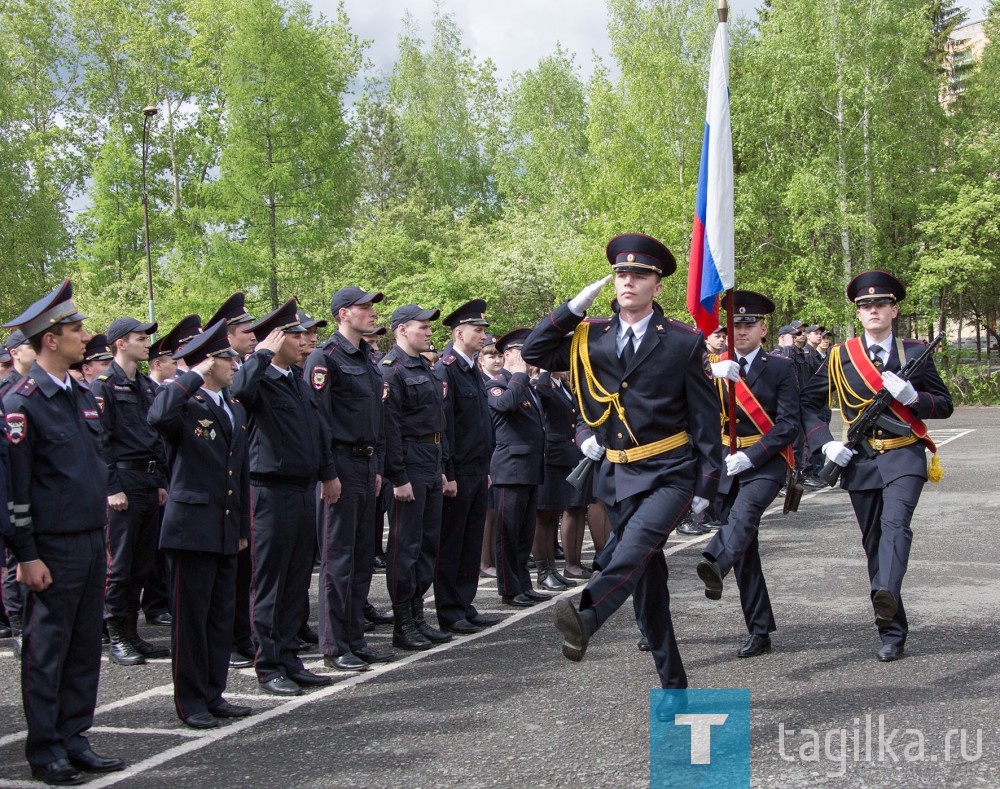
[255, 328, 286, 356]
[192, 356, 216, 377]
[506, 349, 528, 374]
[569, 274, 613, 315]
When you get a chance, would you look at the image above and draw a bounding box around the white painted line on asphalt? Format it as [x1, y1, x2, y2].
[90, 726, 205, 738]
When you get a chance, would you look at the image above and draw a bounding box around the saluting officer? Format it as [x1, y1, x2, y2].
[3, 280, 125, 783]
[521, 234, 722, 720]
[91, 317, 171, 667]
[381, 304, 453, 651]
[696, 291, 799, 659]
[487, 328, 549, 608]
[148, 319, 253, 729]
[433, 300, 502, 634]
[304, 287, 392, 672]
[231, 299, 336, 696]
[801, 271, 953, 662]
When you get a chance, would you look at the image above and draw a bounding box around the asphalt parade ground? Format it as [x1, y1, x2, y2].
[0, 407, 997, 787]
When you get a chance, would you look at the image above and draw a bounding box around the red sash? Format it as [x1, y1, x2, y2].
[721, 352, 794, 468]
[843, 338, 936, 453]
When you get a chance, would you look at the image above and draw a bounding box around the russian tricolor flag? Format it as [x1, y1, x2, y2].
[686, 16, 734, 336]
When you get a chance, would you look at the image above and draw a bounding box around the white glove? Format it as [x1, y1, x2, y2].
[691, 496, 710, 515]
[568, 275, 613, 315]
[881, 371, 918, 406]
[822, 441, 856, 468]
[581, 435, 605, 461]
[725, 451, 753, 476]
[711, 360, 740, 382]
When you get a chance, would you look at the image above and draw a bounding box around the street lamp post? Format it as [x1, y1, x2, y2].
[141, 105, 159, 328]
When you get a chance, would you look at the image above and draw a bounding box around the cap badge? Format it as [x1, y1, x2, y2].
[868, 287, 875, 294]
[626, 253, 635, 262]
[739, 307, 746, 314]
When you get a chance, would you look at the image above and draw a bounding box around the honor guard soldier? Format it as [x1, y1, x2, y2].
[91, 317, 171, 667]
[696, 292, 799, 658]
[381, 304, 454, 650]
[432, 300, 502, 634]
[304, 287, 393, 672]
[148, 319, 253, 728]
[488, 328, 549, 608]
[3, 280, 126, 783]
[521, 234, 722, 720]
[801, 271, 953, 662]
[231, 299, 336, 695]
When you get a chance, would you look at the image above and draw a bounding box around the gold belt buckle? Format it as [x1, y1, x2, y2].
[871, 438, 884, 451]
[617, 449, 629, 463]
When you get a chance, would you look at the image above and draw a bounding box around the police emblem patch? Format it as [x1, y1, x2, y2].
[383, 381, 390, 402]
[5, 413, 26, 444]
[94, 396, 105, 413]
[490, 387, 504, 397]
[441, 381, 448, 399]
[311, 366, 327, 390]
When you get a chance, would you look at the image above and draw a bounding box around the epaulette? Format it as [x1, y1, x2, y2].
[582, 316, 611, 324]
[381, 356, 395, 366]
[768, 353, 791, 363]
[440, 354, 457, 366]
[97, 372, 112, 381]
[666, 317, 698, 333]
[12, 377, 38, 397]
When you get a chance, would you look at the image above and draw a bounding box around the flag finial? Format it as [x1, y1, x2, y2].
[717, 0, 728, 23]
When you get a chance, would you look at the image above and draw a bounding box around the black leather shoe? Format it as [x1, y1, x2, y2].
[373, 553, 387, 570]
[444, 619, 482, 634]
[259, 676, 302, 696]
[877, 643, 904, 662]
[872, 589, 897, 629]
[677, 520, 709, 535]
[30, 758, 85, 785]
[145, 612, 173, 627]
[637, 637, 650, 651]
[364, 621, 376, 632]
[522, 588, 553, 602]
[67, 749, 125, 773]
[289, 669, 333, 687]
[209, 700, 252, 718]
[0, 622, 12, 638]
[364, 603, 394, 625]
[468, 612, 503, 627]
[229, 651, 254, 668]
[737, 634, 772, 658]
[324, 653, 369, 672]
[553, 599, 598, 662]
[697, 559, 724, 600]
[297, 624, 319, 644]
[355, 645, 396, 664]
[655, 689, 689, 722]
[538, 572, 569, 591]
[183, 711, 219, 729]
[501, 594, 535, 607]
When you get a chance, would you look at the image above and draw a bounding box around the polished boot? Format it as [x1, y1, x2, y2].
[877, 643, 904, 662]
[737, 634, 772, 658]
[67, 749, 125, 773]
[696, 559, 724, 600]
[391, 603, 433, 651]
[107, 617, 145, 666]
[547, 564, 578, 588]
[537, 560, 569, 592]
[124, 614, 170, 659]
[411, 597, 452, 644]
[364, 601, 394, 625]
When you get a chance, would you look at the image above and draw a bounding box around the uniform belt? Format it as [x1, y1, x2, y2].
[404, 432, 441, 444]
[116, 460, 159, 474]
[333, 443, 375, 457]
[605, 431, 689, 464]
[867, 434, 919, 452]
[250, 475, 313, 490]
[722, 434, 763, 449]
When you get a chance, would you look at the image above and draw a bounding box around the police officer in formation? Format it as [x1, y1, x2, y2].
[230, 299, 336, 695]
[696, 291, 799, 659]
[801, 271, 953, 662]
[148, 319, 252, 729]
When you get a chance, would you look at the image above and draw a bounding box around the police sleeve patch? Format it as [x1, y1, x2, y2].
[5, 412, 26, 444]
[489, 387, 504, 397]
[94, 395, 105, 413]
[311, 366, 327, 391]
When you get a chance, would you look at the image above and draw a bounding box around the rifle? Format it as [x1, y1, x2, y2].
[817, 332, 944, 487]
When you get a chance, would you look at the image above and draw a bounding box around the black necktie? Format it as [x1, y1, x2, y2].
[870, 348, 884, 371]
[738, 357, 748, 378]
[621, 327, 636, 369]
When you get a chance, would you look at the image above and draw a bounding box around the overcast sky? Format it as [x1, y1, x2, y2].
[317, 0, 989, 85]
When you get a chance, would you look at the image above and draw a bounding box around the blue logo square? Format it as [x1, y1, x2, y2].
[650, 689, 750, 788]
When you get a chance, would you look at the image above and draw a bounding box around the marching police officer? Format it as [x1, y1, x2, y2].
[521, 234, 722, 721]
[801, 271, 953, 662]
[433, 300, 502, 634]
[148, 319, 253, 728]
[696, 291, 799, 658]
[3, 280, 125, 782]
[381, 304, 453, 650]
[91, 317, 171, 667]
[231, 299, 336, 695]
[304, 287, 392, 671]
[488, 328, 549, 608]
